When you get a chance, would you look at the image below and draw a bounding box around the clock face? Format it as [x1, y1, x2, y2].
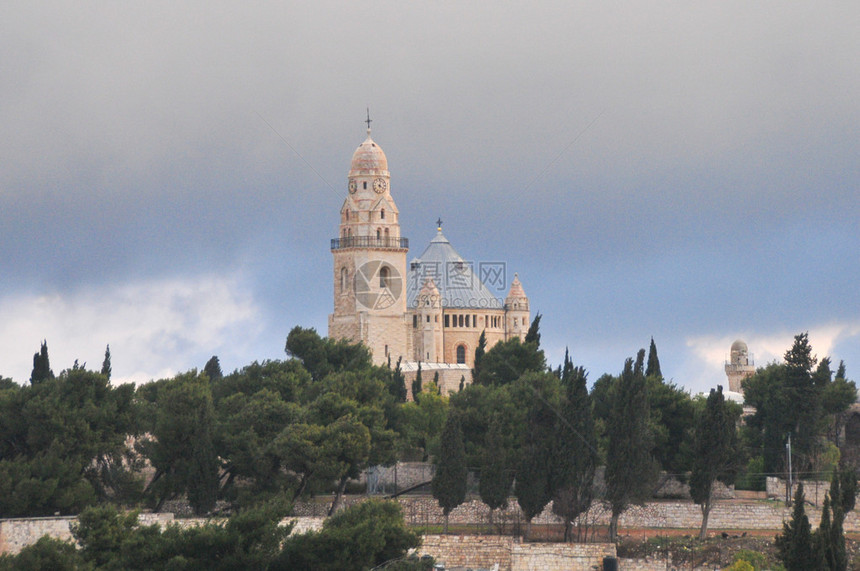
[348, 180, 357, 194]
[373, 178, 387, 193]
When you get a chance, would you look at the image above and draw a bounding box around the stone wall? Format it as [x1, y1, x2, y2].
[0, 513, 173, 555]
[419, 535, 516, 570]
[510, 543, 615, 571]
[295, 494, 860, 534]
[418, 535, 616, 571]
[766, 477, 837, 506]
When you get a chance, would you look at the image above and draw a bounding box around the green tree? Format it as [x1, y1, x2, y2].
[275, 500, 421, 571]
[605, 351, 658, 541]
[0, 366, 138, 516]
[645, 337, 662, 378]
[776, 482, 821, 570]
[101, 344, 112, 380]
[0, 536, 81, 570]
[551, 356, 598, 541]
[525, 313, 542, 346]
[473, 337, 546, 386]
[390, 357, 408, 403]
[647, 376, 696, 475]
[473, 329, 487, 381]
[690, 386, 739, 539]
[412, 362, 423, 400]
[29, 340, 54, 384]
[432, 413, 468, 533]
[514, 372, 561, 537]
[285, 326, 372, 382]
[478, 417, 514, 530]
[744, 333, 855, 476]
[204, 355, 223, 381]
[138, 372, 220, 514]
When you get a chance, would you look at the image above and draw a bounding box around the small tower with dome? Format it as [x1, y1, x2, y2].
[725, 339, 755, 394]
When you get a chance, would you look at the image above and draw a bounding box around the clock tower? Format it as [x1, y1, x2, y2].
[328, 123, 410, 364]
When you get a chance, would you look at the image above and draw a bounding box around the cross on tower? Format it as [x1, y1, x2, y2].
[365, 108, 372, 132]
[436, 217, 443, 231]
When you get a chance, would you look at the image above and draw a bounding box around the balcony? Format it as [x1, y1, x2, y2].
[331, 236, 409, 250]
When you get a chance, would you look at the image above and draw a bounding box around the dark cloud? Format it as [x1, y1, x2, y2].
[1, 2, 858, 389]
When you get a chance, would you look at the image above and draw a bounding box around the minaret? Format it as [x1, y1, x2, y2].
[505, 273, 530, 341]
[725, 339, 755, 393]
[328, 119, 410, 364]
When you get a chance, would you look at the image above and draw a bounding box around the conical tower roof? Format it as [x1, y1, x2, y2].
[406, 229, 503, 310]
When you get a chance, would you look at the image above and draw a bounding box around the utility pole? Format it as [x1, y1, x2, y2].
[786, 433, 793, 506]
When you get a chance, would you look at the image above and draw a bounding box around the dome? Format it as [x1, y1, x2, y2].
[349, 131, 389, 178]
[731, 339, 748, 354]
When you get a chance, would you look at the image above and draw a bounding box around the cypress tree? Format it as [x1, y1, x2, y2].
[100, 345, 112, 381]
[391, 357, 408, 402]
[551, 360, 597, 541]
[412, 363, 423, 401]
[203, 356, 223, 381]
[30, 340, 54, 384]
[478, 418, 514, 531]
[525, 313, 542, 346]
[431, 414, 467, 533]
[690, 385, 739, 539]
[473, 330, 487, 381]
[605, 351, 658, 541]
[777, 482, 820, 570]
[645, 337, 662, 378]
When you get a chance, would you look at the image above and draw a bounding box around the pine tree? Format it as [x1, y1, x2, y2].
[431, 414, 467, 533]
[605, 351, 658, 541]
[30, 340, 54, 384]
[645, 337, 662, 378]
[100, 345, 111, 381]
[777, 482, 820, 570]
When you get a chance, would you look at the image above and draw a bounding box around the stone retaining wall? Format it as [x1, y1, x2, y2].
[418, 535, 616, 571]
[510, 542, 615, 571]
[0, 513, 173, 555]
[419, 535, 516, 570]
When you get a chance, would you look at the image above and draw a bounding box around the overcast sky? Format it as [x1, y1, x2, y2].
[1, 2, 858, 393]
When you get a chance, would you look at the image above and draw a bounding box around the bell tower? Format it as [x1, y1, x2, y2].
[328, 120, 410, 365]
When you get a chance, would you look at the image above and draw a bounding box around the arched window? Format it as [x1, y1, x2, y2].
[340, 267, 348, 292]
[345, 210, 349, 221]
[379, 266, 390, 288]
[456, 345, 466, 364]
[376, 228, 381, 239]
[384, 228, 390, 239]
[381, 208, 385, 219]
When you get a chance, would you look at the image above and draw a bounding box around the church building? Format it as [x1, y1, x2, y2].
[328, 124, 530, 394]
